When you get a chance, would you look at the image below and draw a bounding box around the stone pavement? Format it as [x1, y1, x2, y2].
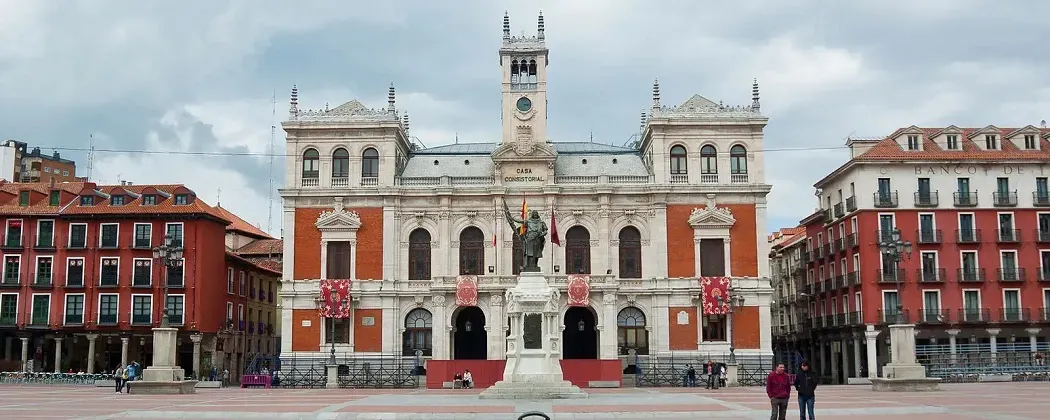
[0, 382, 1046, 419]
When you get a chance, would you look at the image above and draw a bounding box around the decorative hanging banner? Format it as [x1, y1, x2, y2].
[566, 274, 590, 307]
[455, 275, 479, 307]
[700, 276, 731, 315]
[319, 279, 352, 318]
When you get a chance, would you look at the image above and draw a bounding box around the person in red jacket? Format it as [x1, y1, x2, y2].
[765, 363, 792, 420]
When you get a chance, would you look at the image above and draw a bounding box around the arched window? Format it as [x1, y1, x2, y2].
[301, 149, 319, 179]
[512, 235, 523, 275]
[403, 308, 433, 356]
[408, 229, 432, 280]
[730, 145, 748, 174]
[332, 148, 349, 179]
[458, 226, 485, 275]
[618, 226, 642, 279]
[361, 148, 380, 178]
[700, 145, 718, 174]
[565, 226, 591, 275]
[669, 145, 688, 175]
[617, 307, 648, 355]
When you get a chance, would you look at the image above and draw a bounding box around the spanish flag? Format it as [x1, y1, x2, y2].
[520, 196, 528, 235]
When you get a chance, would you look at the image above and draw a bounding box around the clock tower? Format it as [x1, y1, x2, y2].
[500, 12, 548, 151]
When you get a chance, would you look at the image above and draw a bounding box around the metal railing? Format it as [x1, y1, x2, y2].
[954, 191, 978, 207]
[0, 372, 109, 385]
[993, 191, 1018, 207]
[873, 191, 898, 208]
[916, 229, 942, 244]
[917, 268, 946, 282]
[633, 352, 775, 387]
[275, 353, 419, 389]
[914, 191, 939, 207]
[916, 344, 1050, 383]
[957, 268, 986, 283]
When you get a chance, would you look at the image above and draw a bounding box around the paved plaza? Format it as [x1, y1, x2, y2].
[0, 382, 1047, 419]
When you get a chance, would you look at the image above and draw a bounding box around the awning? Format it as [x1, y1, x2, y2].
[566, 274, 590, 307]
[455, 275, 479, 306]
[700, 276, 731, 315]
[319, 279, 352, 318]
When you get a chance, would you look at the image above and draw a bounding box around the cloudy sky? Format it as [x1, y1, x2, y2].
[1, 0, 1048, 236]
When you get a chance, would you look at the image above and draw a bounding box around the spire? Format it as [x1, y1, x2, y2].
[289, 85, 299, 117]
[640, 110, 647, 133]
[537, 11, 545, 40]
[387, 82, 396, 112]
[503, 11, 510, 40]
[751, 78, 761, 113]
[402, 112, 410, 135]
[651, 78, 661, 110]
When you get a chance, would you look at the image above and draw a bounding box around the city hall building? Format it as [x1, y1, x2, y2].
[278, 13, 774, 387]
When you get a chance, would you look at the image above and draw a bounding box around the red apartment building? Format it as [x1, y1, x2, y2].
[0, 180, 277, 377]
[799, 125, 1050, 382]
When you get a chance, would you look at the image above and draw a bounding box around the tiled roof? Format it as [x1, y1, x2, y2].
[247, 258, 282, 273]
[236, 238, 283, 256]
[0, 181, 230, 223]
[215, 205, 272, 239]
[854, 126, 1050, 162]
[226, 251, 281, 276]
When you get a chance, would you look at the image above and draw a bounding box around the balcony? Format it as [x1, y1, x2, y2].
[878, 309, 911, 324]
[998, 229, 1022, 243]
[873, 191, 899, 208]
[835, 238, 844, 252]
[1033, 191, 1050, 207]
[833, 202, 844, 218]
[953, 191, 978, 207]
[846, 196, 857, 212]
[1036, 229, 1050, 243]
[845, 311, 863, 326]
[845, 271, 859, 287]
[917, 268, 946, 283]
[875, 229, 896, 243]
[847, 233, 858, 249]
[813, 246, 823, 260]
[999, 308, 1031, 323]
[669, 174, 688, 184]
[300, 177, 319, 187]
[997, 267, 1027, 282]
[0, 276, 19, 288]
[30, 273, 52, 289]
[1042, 309, 1050, 322]
[823, 208, 833, 224]
[957, 268, 986, 283]
[918, 309, 951, 324]
[877, 268, 905, 284]
[958, 308, 991, 323]
[822, 243, 833, 258]
[360, 176, 379, 186]
[955, 229, 982, 244]
[2, 235, 23, 250]
[331, 177, 349, 187]
[833, 275, 844, 290]
[800, 250, 810, 263]
[913, 191, 939, 207]
[992, 191, 1018, 207]
[916, 229, 942, 244]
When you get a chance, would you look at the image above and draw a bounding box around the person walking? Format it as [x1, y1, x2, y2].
[685, 364, 697, 387]
[114, 365, 127, 394]
[794, 361, 818, 420]
[766, 363, 792, 420]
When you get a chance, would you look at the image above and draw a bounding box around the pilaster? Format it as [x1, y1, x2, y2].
[600, 292, 618, 359]
[85, 334, 98, 374]
[190, 333, 203, 378]
[431, 294, 449, 360]
[120, 336, 130, 367]
[53, 336, 63, 373]
[20, 337, 29, 372]
[864, 325, 878, 379]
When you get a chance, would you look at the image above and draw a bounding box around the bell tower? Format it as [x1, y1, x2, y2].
[500, 11, 549, 149]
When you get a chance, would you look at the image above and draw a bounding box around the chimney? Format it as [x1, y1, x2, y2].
[121, 180, 126, 186]
[49, 178, 55, 188]
[32, 147, 40, 155]
[845, 136, 880, 158]
[53, 151, 60, 159]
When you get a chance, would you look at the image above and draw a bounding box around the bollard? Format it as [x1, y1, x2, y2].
[518, 411, 551, 420]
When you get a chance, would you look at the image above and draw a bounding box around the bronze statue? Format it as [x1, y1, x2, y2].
[503, 200, 548, 272]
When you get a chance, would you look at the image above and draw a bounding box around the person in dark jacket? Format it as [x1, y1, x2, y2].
[703, 360, 722, 389]
[765, 363, 791, 420]
[685, 364, 697, 387]
[794, 361, 818, 420]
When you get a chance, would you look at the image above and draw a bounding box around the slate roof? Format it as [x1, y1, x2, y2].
[401, 141, 649, 178]
[413, 142, 638, 155]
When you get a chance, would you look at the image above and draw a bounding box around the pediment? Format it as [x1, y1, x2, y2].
[1005, 125, 1040, 139]
[316, 209, 362, 231]
[930, 125, 963, 138]
[967, 125, 1001, 139]
[328, 100, 368, 115]
[679, 94, 719, 110]
[687, 206, 736, 228]
[491, 141, 558, 162]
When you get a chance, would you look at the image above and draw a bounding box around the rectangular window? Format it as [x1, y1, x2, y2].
[1038, 178, 1049, 198]
[80, 195, 94, 206]
[997, 177, 1010, 194]
[133, 224, 151, 248]
[701, 315, 727, 341]
[239, 272, 246, 296]
[166, 295, 185, 325]
[35, 257, 53, 285]
[167, 260, 184, 287]
[0, 294, 16, 325]
[906, 135, 920, 150]
[99, 224, 118, 248]
[1042, 251, 1050, 281]
[923, 291, 940, 323]
[999, 213, 1015, 240]
[1024, 134, 1037, 149]
[878, 214, 894, 242]
[132, 259, 152, 287]
[985, 134, 998, 149]
[48, 190, 60, 206]
[66, 258, 84, 287]
[920, 251, 937, 280]
[36, 220, 54, 248]
[1003, 289, 1021, 320]
[132, 295, 152, 325]
[110, 195, 124, 206]
[883, 291, 900, 322]
[238, 304, 245, 330]
[68, 224, 87, 248]
[31, 295, 50, 326]
[100, 258, 119, 286]
[166, 223, 183, 247]
[174, 194, 188, 205]
[917, 177, 931, 196]
[324, 318, 351, 343]
[226, 302, 234, 327]
[963, 290, 980, 314]
[327, 241, 352, 279]
[877, 178, 891, 197]
[946, 135, 959, 150]
[227, 268, 234, 294]
[918, 214, 934, 241]
[64, 294, 84, 325]
[3, 256, 19, 285]
[18, 191, 29, 206]
[98, 294, 118, 325]
[6, 220, 22, 247]
[142, 195, 156, 205]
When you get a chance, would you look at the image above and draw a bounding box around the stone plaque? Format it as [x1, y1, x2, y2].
[361, 316, 375, 326]
[523, 313, 542, 350]
[301, 320, 312, 327]
[677, 310, 689, 325]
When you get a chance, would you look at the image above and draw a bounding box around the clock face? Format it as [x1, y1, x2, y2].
[516, 97, 533, 113]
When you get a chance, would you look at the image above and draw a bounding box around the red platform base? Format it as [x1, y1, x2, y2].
[561, 359, 622, 388]
[425, 359, 621, 389]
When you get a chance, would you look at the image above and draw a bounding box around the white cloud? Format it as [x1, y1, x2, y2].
[747, 37, 874, 113]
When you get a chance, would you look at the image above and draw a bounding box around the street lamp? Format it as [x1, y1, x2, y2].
[316, 290, 348, 366]
[152, 234, 183, 328]
[717, 294, 746, 363]
[877, 228, 912, 323]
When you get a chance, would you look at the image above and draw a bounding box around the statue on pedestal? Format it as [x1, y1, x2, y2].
[503, 200, 548, 272]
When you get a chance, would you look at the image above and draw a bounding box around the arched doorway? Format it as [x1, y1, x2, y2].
[452, 306, 487, 360]
[562, 306, 598, 359]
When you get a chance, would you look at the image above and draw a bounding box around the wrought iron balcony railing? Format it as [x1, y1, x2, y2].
[833, 202, 844, 218]
[993, 191, 1018, 207]
[958, 308, 990, 323]
[914, 191, 939, 207]
[916, 229, 942, 244]
[998, 229, 1022, 243]
[918, 309, 951, 324]
[917, 268, 946, 283]
[997, 267, 1027, 282]
[877, 268, 905, 284]
[1033, 191, 1050, 207]
[878, 309, 911, 324]
[956, 228, 982, 244]
[847, 232, 858, 248]
[874, 191, 899, 208]
[957, 268, 986, 283]
[846, 196, 857, 212]
[998, 307, 1031, 323]
[954, 191, 978, 207]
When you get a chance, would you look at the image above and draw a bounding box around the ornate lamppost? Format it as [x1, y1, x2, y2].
[877, 229, 912, 324]
[718, 294, 746, 363]
[316, 290, 349, 366]
[153, 234, 184, 328]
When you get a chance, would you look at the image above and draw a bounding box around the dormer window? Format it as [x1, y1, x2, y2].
[985, 135, 999, 150]
[18, 191, 29, 207]
[80, 196, 94, 206]
[111, 195, 125, 206]
[174, 194, 188, 205]
[143, 195, 156, 205]
[1024, 134, 1037, 150]
[946, 135, 959, 150]
[906, 135, 920, 151]
[48, 190, 60, 206]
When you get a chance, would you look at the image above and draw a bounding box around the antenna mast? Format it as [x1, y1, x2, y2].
[87, 134, 95, 180]
[267, 89, 276, 239]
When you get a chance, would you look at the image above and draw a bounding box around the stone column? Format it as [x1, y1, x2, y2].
[320, 240, 329, 279]
[852, 333, 862, 378]
[817, 341, 825, 376]
[349, 239, 358, 280]
[85, 334, 98, 374]
[191, 333, 203, 379]
[53, 336, 63, 373]
[946, 329, 959, 364]
[722, 236, 733, 277]
[488, 295, 505, 359]
[597, 200, 611, 276]
[431, 295, 448, 360]
[1026, 328, 1041, 352]
[864, 325, 878, 379]
[987, 328, 1000, 365]
[600, 293, 618, 360]
[20, 337, 29, 371]
[120, 336, 130, 367]
[840, 338, 850, 382]
[829, 340, 839, 384]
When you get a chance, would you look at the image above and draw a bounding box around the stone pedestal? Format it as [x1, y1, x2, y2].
[725, 363, 739, 386]
[326, 364, 340, 389]
[870, 324, 940, 392]
[132, 328, 197, 395]
[479, 271, 587, 400]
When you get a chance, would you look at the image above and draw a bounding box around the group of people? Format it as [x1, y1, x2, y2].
[765, 361, 819, 420]
[452, 369, 473, 388]
[684, 360, 727, 389]
[112, 362, 142, 394]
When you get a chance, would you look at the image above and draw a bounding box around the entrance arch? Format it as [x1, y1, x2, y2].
[452, 306, 487, 360]
[562, 306, 598, 359]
